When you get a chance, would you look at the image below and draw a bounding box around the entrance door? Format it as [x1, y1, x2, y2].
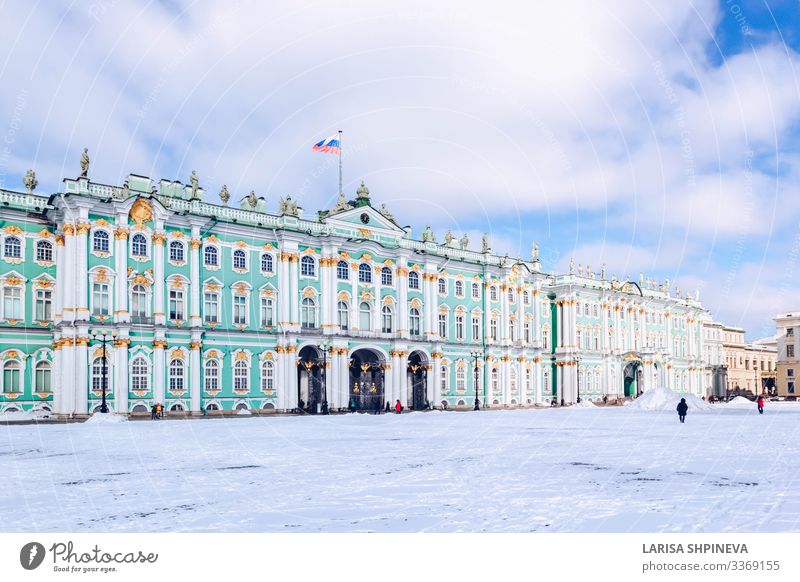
[408, 351, 428, 410]
[623, 362, 640, 397]
[349, 349, 385, 412]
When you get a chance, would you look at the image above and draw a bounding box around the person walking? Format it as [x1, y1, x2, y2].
[151, 404, 158, 420]
[757, 395, 765, 414]
[677, 397, 688, 423]
[395, 399, 402, 414]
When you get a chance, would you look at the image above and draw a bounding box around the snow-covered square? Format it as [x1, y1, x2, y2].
[2, 392, 799, 533]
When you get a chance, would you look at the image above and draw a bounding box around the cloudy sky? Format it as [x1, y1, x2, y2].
[1, 0, 799, 338]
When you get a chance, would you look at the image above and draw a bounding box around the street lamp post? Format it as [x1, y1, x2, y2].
[471, 351, 482, 411]
[319, 341, 331, 414]
[91, 329, 117, 413]
[575, 354, 582, 404]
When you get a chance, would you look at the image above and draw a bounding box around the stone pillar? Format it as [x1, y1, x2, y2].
[340, 347, 350, 410]
[397, 262, 409, 337]
[373, 265, 382, 334]
[75, 222, 90, 321]
[383, 360, 393, 409]
[398, 351, 409, 408]
[113, 336, 130, 413]
[114, 223, 130, 324]
[320, 255, 331, 334]
[289, 256, 299, 329]
[275, 341, 286, 410]
[501, 283, 510, 344]
[189, 233, 202, 328]
[329, 347, 340, 409]
[432, 351, 442, 407]
[153, 336, 166, 406]
[153, 232, 167, 325]
[533, 288, 541, 346]
[533, 358, 542, 404]
[54, 234, 65, 323]
[278, 251, 290, 328]
[61, 225, 76, 323]
[286, 343, 298, 408]
[75, 334, 89, 413]
[425, 360, 435, 406]
[189, 337, 202, 412]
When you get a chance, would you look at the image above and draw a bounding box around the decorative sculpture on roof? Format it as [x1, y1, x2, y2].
[481, 233, 490, 253]
[531, 241, 539, 261]
[578, 263, 584, 276]
[189, 171, 200, 199]
[356, 180, 370, 200]
[378, 203, 394, 221]
[421, 225, 436, 243]
[459, 233, 469, 250]
[588, 267, 595, 279]
[569, 257, 575, 274]
[22, 169, 37, 193]
[601, 263, 606, 280]
[80, 148, 90, 177]
[219, 185, 230, 207]
[331, 191, 351, 213]
[246, 190, 258, 210]
[279, 195, 298, 216]
[444, 230, 454, 246]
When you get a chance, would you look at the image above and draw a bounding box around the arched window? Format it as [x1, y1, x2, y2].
[91, 357, 109, 392]
[2, 360, 20, 393]
[381, 267, 392, 286]
[169, 240, 184, 262]
[456, 367, 466, 391]
[490, 286, 498, 301]
[301, 297, 316, 328]
[131, 285, 147, 318]
[234, 360, 249, 391]
[300, 255, 315, 277]
[35, 361, 52, 393]
[455, 280, 464, 297]
[204, 360, 220, 392]
[337, 301, 349, 330]
[359, 301, 371, 331]
[131, 233, 147, 257]
[438, 278, 446, 294]
[204, 246, 218, 266]
[169, 359, 185, 391]
[91, 230, 109, 253]
[381, 305, 393, 333]
[472, 282, 480, 299]
[261, 360, 274, 391]
[440, 366, 449, 393]
[131, 357, 150, 392]
[261, 253, 273, 273]
[408, 271, 420, 290]
[233, 249, 247, 270]
[36, 240, 53, 262]
[409, 307, 421, 336]
[337, 260, 349, 280]
[358, 263, 372, 283]
[4, 236, 21, 258]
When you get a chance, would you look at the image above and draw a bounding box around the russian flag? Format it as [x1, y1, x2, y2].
[312, 133, 341, 154]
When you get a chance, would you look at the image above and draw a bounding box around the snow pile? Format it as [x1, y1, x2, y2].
[726, 396, 755, 407]
[84, 413, 127, 424]
[236, 408, 252, 416]
[626, 387, 712, 412]
[572, 399, 597, 408]
[0, 409, 51, 422]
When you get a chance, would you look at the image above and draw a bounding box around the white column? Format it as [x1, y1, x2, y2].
[340, 349, 350, 410]
[398, 351, 409, 408]
[383, 360, 392, 410]
[432, 352, 442, 406]
[289, 257, 299, 329]
[425, 360, 435, 405]
[329, 348, 340, 409]
[114, 337, 129, 413]
[62, 226, 76, 323]
[349, 264, 358, 331]
[533, 288, 541, 346]
[54, 235, 65, 323]
[153, 231, 166, 325]
[189, 232, 201, 328]
[320, 254, 331, 333]
[397, 262, 409, 337]
[75, 335, 89, 413]
[114, 222, 129, 323]
[153, 338, 166, 406]
[533, 359, 541, 404]
[190, 338, 201, 412]
[278, 251, 290, 328]
[501, 283, 510, 344]
[373, 265, 382, 334]
[76, 222, 90, 321]
[275, 342, 286, 410]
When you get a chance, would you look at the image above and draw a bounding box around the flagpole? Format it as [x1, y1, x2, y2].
[338, 130, 343, 195]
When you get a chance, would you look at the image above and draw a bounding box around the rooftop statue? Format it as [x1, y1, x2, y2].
[481, 233, 489, 253]
[578, 263, 584, 276]
[279, 195, 298, 216]
[378, 203, 394, 221]
[356, 180, 370, 200]
[22, 169, 37, 193]
[569, 257, 575, 274]
[189, 170, 200, 199]
[601, 263, 606, 280]
[219, 185, 230, 207]
[444, 230, 454, 246]
[80, 148, 90, 177]
[459, 233, 469, 250]
[246, 190, 258, 210]
[331, 191, 351, 213]
[531, 241, 539, 261]
[421, 225, 436, 243]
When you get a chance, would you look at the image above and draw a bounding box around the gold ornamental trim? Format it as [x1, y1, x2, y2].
[152, 339, 168, 349]
[76, 222, 91, 236]
[113, 339, 131, 348]
[189, 238, 201, 250]
[152, 232, 167, 246]
[62, 224, 75, 236]
[129, 198, 153, 226]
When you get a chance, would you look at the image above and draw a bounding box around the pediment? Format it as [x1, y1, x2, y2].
[323, 204, 404, 235]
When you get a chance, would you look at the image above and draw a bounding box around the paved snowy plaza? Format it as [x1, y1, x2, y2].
[2, 398, 799, 533]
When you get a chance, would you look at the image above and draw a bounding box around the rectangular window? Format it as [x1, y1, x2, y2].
[92, 283, 109, 316]
[169, 290, 184, 321]
[260, 297, 274, 327]
[472, 317, 480, 341]
[789, 345, 795, 358]
[438, 313, 447, 339]
[233, 295, 247, 325]
[524, 322, 531, 343]
[490, 319, 498, 341]
[789, 381, 795, 394]
[789, 369, 795, 377]
[788, 327, 794, 337]
[35, 289, 52, 321]
[203, 292, 218, 323]
[455, 315, 464, 340]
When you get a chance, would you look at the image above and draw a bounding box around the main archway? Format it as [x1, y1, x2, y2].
[623, 361, 643, 398]
[407, 350, 429, 410]
[349, 348, 385, 412]
[298, 345, 325, 413]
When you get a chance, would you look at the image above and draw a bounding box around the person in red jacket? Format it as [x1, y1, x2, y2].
[395, 400, 402, 414]
[757, 395, 764, 414]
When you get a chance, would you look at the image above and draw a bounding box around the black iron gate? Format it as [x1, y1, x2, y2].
[409, 364, 427, 410]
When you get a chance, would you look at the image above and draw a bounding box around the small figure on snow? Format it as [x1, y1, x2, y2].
[757, 395, 765, 414]
[395, 399, 402, 414]
[677, 397, 688, 423]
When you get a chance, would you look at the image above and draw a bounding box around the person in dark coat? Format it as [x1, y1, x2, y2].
[385, 401, 391, 413]
[677, 398, 688, 423]
[757, 395, 764, 414]
[151, 404, 158, 420]
[395, 399, 402, 414]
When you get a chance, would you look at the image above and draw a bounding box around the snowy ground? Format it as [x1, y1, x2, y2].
[2, 401, 800, 533]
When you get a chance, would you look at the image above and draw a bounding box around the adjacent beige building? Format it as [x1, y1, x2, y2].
[775, 312, 800, 397]
[722, 325, 777, 394]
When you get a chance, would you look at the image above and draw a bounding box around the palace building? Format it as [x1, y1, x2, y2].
[0, 166, 718, 416]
